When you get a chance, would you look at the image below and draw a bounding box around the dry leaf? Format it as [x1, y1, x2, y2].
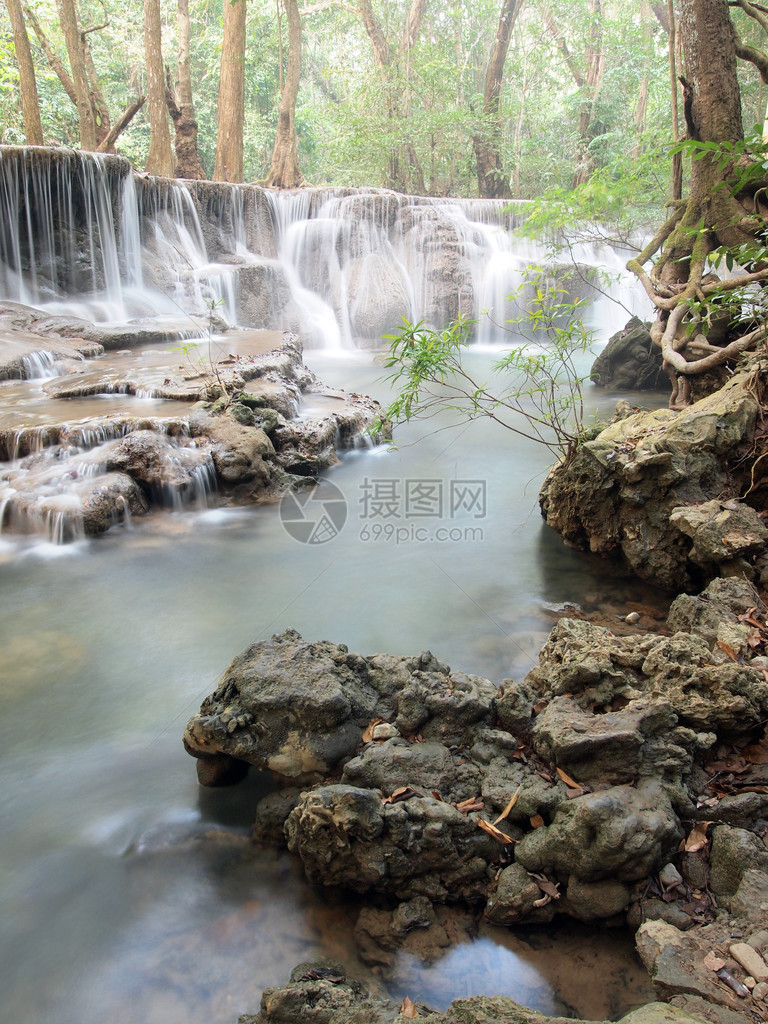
[493, 783, 522, 825]
[476, 818, 517, 844]
[716, 640, 738, 662]
[400, 995, 418, 1018]
[456, 796, 485, 814]
[530, 814, 545, 829]
[684, 822, 712, 853]
[532, 874, 560, 899]
[703, 951, 726, 972]
[382, 786, 422, 805]
[533, 894, 552, 908]
[742, 740, 768, 765]
[362, 718, 383, 743]
[431, 791, 444, 802]
[556, 767, 583, 791]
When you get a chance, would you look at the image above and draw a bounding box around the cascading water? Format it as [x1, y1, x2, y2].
[0, 147, 646, 348]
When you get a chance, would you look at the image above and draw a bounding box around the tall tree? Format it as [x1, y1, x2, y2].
[166, 0, 207, 178]
[214, 0, 247, 182]
[262, 0, 304, 187]
[627, 0, 768, 406]
[144, 0, 174, 175]
[4, 0, 43, 144]
[473, 0, 524, 199]
[25, 2, 145, 152]
[56, 0, 97, 148]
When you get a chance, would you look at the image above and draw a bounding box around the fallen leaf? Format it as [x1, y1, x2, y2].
[431, 791, 444, 802]
[493, 783, 522, 824]
[716, 640, 738, 661]
[400, 995, 418, 1018]
[530, 814, 545, 829]
[742, 738, 768, 764]
[382, 786, 422, 805]
[705, 757, 750, 774]
[533, 894, 552, 907]
[703, 951, 726, 972]
[532, 874, 560, 899]
[456, 796, 484, 814]
[684, 822, 712, 852]
[533, 700, 548, 714]
[556, 767, 583, 791]
[362, 718, 384, 743]
[476, 818, 517, 844]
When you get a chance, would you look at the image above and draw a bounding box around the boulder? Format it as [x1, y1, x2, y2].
[591, 317, 668, 391]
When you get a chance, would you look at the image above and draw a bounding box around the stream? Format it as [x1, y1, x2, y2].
[0, 149, 663, 1023]
[0, 344, 665, 1024]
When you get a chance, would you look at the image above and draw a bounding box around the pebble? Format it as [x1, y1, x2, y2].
[372, 723, 399, 740]
[729, 942, 768, 983]
[625, 611, 641, 624]
[753, 981, 768, 1000]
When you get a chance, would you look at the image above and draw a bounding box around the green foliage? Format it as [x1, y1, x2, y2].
[375, 270, 599, 464]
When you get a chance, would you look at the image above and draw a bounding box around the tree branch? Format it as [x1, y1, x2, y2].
[95, 95, 146, 152]
[24, 4, 77, 105]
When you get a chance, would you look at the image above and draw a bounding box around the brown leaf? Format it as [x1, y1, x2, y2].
[382, 786, 422, 805]
[684, 822, 712, 853]
[704, 951, 726, 972]
[716, 640, 738, 661]
[530, 814, 545, 829]
[532, 875, 560, 899]
[362, 718, 383, 743]
[476, 818, 517, 844]
[456, 796, 484, 814]
[532, 894, 552, 908]
[706, 757, 750, 774]
[431, 791, 444, 802]
[742, 738, 768, 764]
[493, 783, 522, 825]
[532, 699, 548, 714]
[556, 767, 583, 791]
[400, 995, 418, 1018]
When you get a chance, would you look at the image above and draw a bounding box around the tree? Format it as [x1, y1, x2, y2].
[56, 0, 97, 148]
[4, 0, 43, 144]
[166, 0, 207, 179]
[262, 0, 304, 187]
[144, 0, 174, 175]
[473, 0, 524, 199]
[626, 0, 768, 407]
[214, 0, 247, 182]
[24, 1, 146, 153]
[357, 0, 428, 192]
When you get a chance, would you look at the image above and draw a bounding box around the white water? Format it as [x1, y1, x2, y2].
[0, 148, 647, 345]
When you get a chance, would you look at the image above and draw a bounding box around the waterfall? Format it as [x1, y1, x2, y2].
[0, 146, 646, 347]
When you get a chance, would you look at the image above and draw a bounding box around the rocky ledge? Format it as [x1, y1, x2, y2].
[184, 576, 768, 1024]
[541, 359, 768, 593]
[0, 302, 382, 541]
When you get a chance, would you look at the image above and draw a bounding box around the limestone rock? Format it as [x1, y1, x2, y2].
[591, 318, 668, 391]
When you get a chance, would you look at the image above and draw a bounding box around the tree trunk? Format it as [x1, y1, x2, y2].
[214, 0, 246, 182]
[263, 0, 304, 187]
[572, 0, 604, 186]
[143, 0, 174, 175]
[5, 0, 43, 144]
[56, 0, 97, 149]
[168, 0, 206, 179]
[473, 0, 523, 199]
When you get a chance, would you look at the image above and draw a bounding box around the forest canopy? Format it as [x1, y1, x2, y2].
[3, 0, 764, 200]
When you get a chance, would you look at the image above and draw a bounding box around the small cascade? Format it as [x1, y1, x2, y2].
[20, 350, 60, 379]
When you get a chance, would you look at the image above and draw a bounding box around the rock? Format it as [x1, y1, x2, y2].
[514, 780, 682, 883]
[709, 826, 768, 904]
[667, 577, 766, 646]
[730, 869, 768, 930]
[105, 430, 215, 504]
[190, 411, 275, 488]
[728, 942, 768, 982]
[539, 369, 763, 591]
[184, 630, 381, 779]
[485, 862, 558, 925]
[659, 863, 685, 891]
[669, 500, 768, 576]
[591, 318, 668, 391]
[564, 876, 633, 920]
